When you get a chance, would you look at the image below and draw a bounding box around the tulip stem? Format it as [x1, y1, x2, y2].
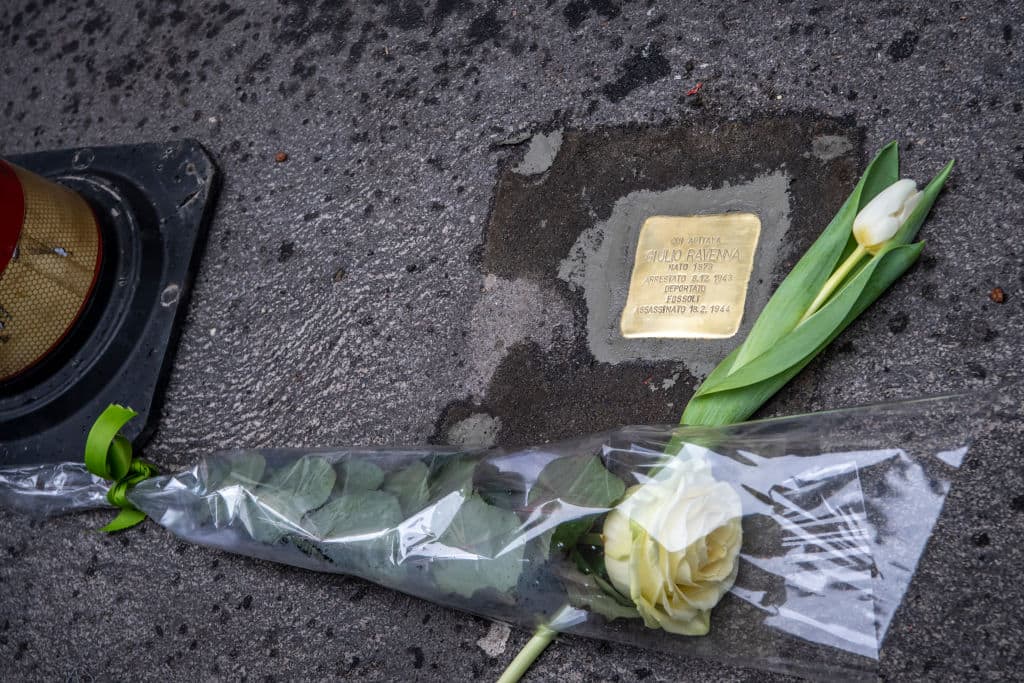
[798, 245, 867, 325]
[496, 606, 572, 683]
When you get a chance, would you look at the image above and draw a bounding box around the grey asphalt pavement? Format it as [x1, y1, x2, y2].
[1, 1, 1023, 681]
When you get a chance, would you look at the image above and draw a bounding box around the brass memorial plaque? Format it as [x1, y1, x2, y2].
[620, 213, 761, 339]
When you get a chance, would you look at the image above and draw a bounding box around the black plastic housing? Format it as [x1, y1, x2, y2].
[0, 140, 218, 464]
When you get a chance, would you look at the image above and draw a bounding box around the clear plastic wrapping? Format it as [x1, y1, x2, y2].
[0, 461, 110, 516]
[0, 396, 986, 679]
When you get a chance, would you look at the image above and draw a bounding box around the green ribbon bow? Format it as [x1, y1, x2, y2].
[84, 404, 158, 532]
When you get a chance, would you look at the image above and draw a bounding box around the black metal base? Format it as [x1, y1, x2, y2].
[0, 140, 218, 465]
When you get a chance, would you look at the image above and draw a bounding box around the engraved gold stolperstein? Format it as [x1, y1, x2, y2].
[0, 160, 102, 382]
[620, 213, 761, 339]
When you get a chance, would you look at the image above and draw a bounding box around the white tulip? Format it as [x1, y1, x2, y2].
[799, 177, 922, 324]
[852, 178, 921, 253]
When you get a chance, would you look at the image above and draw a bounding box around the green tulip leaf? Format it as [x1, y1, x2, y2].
[731, 142, 900, 369]
[683, 242, 924, 425]
[696, 249, 894, 395]
[682, 142, 952, 426]
[891, 159, 954, 246]
[696, 155, 951, 398]
[839, 242, 926, 325]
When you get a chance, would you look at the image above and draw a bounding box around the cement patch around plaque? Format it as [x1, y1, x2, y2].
[560, 171, 789, 377]
[439, 116, 864, 449]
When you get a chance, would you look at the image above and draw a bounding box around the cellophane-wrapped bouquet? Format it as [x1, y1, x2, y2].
[0, 396, 983, 679]
[0, 141, 969, 680]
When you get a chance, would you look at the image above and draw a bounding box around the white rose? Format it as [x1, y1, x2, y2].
[603, 451, 742, 635]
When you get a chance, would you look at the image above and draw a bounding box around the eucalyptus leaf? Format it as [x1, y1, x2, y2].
[239, 490, 308, 545]
[287, 535, 334, 565]
[527, 455, 625, 554]
[304, 490, 403, 578]
[432, 495, 525, 599]
[262, 455, 336, 513]
[428, 457, 476, 501]
[241, 456, 335, 544]
[528, 455, 626, 508]
[475, 459, 531, 510]
[306, 490, 402, 538]
[201, 455, 231, 491]
[550, 521, 593, 557]
[559, 565, 638, 621]
[339, 459, 385, 493]
[225, 452, 267, 487]
[205, 452, 268, 528]
[383, 460, 431, 516]
[205, 451, 266, 492]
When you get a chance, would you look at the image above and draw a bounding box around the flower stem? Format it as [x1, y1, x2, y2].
[496, 607, 571, 683]
[798, 244, 867, 325]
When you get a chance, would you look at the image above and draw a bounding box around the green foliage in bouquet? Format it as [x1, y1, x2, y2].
[529, 455, 625, 557]
[194, 445, 634, 611]
[433, 495, 524, 598]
